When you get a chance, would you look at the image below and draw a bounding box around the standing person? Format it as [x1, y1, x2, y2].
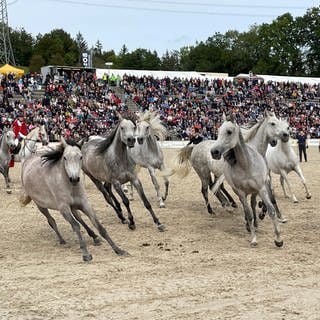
[12, 112, 28, 148]
[187, 127, 203, 145]
[296, 129, 308, 162]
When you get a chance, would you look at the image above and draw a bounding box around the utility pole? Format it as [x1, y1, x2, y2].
[0, 0, 15, 65]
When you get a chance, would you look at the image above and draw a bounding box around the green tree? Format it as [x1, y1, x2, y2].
[33, 29, 79, 66]
[29, 54, 45, 72]
[9, 27, 34, 67]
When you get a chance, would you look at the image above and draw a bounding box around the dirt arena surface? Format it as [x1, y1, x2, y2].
[0, 147, 319, 320]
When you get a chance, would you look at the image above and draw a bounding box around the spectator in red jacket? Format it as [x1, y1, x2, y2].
[12, 112, 28, 147]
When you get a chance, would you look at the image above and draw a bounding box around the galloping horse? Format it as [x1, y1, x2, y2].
[20, 137, 128, 261]
[127, 110, 169, 208]
[81, 116, 165, 231]
[0, 128, 16, 190]
[211, 114, 283, 247]
[266, 118, 312, 203]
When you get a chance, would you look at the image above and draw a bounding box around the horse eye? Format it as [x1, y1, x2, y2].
[63, 156, 67, 161]
[271, 122, 275, 126]
[227, 130, 232, 135]
[80, 156, 83, 160]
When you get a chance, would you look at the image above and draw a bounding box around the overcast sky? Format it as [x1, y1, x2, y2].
[7, 0, 319, 56]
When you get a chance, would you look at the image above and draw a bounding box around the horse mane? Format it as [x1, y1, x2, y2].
[243, 118, 264, 143]
[139, 110, 167, 141]
[95, 123, 119, 154]
[25, 127, 39, 140]
[41, 138, 80, 165]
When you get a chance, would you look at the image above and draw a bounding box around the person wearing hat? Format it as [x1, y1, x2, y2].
[12, 112, 28, 147]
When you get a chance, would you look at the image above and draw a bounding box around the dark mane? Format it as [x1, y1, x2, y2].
[41, 143, 64, 165]
[41, 138, 80, 165]
[95, 123, 119, 154]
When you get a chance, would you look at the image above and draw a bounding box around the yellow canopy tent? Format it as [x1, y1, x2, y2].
[0, 64, 24, 77]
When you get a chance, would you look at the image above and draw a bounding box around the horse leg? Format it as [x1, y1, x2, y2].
[0, 165, 11, 189]
[112, 181, 137, 230]
[294, 165, 312, 199]
[60, 208, 92, 262]
[220, 183, 237, 208]
[203, 177, 215, 214]
[259, 187, 283, 247]
[279, 175, 290, 199]
[130, 177, 165, 232]
[237, 192, 257, 246]
[78, 202, 128, 256]
[148, 167, 165, 208]
[84, 171, 127, 224]
[266, 179, 286, 223]
[279, 170, 298, 203]
[72, 209, 101, 246]
[37, 205, 66, 245]
[160, 164, 169, 201]
[250, 194, 258, 229]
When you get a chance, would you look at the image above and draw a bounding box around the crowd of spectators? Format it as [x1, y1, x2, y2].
[0, 69, 320, 143]
[119, 74, 320, 140]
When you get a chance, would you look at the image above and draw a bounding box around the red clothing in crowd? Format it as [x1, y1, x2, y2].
[12, 118, 28, 139]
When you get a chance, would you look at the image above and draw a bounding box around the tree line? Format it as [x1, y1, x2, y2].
[9, 6, 320, 77]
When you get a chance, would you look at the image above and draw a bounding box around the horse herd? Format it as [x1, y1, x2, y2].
[0, 110, 311, 261]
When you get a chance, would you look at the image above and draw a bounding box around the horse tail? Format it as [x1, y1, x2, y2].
[172, 145, 194, 178]
[211, 174, 225, 195]
[19, 190, 32, 207]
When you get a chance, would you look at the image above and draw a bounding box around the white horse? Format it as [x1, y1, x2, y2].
[127, 110, 169, 208]
[13, 125, 49, 162]
[20, 137, 128, 261]
[211, 114, 283, 247]
[266, 118, 312, 203]
[81, 116, 165, 231]
[0, 128, 16, 190]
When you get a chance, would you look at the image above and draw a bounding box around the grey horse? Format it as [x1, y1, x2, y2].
[20, 137, 128, 261]
[81, 116, 165, 232]
[211, 114, 283, 247]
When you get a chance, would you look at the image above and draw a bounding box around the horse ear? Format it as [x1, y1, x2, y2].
[60, 136, 67, 147]
[222, 113, 227, 122]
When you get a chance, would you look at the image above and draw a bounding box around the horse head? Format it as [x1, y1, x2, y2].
[118, 118, 136, 148]
[61, 137, 83, 185]
[136, 120, 150, 145]
[211, 116, 240, 160]
[4, 129, 16, 149]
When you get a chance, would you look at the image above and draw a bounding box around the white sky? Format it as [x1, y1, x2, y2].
[8, 0, 320, 56]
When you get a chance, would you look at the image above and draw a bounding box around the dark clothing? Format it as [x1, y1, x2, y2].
[296, 133, 308, 162]
[187, 134, 203, 145]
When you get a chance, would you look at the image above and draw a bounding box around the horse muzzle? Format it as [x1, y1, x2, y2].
[127, 137, 136, 148]
[269, 138, 278, 147]
[137, 137, 144, 145]
[211, 148, 222, 160]
[69, 176, 80, 185]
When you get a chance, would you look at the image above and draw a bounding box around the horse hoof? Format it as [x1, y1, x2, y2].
[157, 224, 166, 232]
[159, 203, 166, 208]
[93, 237, 102, 246]
[274, 239, 284, 247]
[6, 189, 12, 194]
[258, 212, 265, 220]
[258, 201, 263, 208]
[117, 249, 130, 256]
[59, 239, 66, 245]
[279, 218, 288, 224]
[231, 202, 238, 208]
[128, 223, 136, 231]
[250, 241, 258, 247]
[306, 195, 312, 199]
[121, 219, 128, 224]
[83, 254, 93, 262]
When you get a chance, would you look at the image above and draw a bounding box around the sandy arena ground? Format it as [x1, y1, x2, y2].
[0, 146, 319, 320]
